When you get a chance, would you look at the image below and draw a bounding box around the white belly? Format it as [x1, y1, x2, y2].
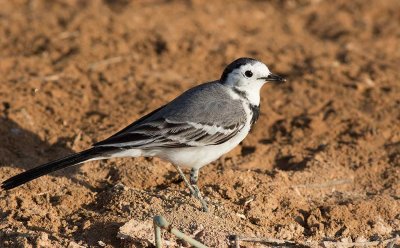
[149, 123, 250, 169]
[108, 123, 250, 169]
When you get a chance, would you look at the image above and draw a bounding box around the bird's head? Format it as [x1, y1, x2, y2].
[220, 57, 285, 87]
[220, 58, 285, 102]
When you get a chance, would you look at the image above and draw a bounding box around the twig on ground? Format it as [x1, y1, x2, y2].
[88, 56, 123, 70]
[41, 74, 61, 82]
[292, 178, 353, 189]
[233, 235, 297, 247]
[323, 235, 399, 247]
[153, 215, 208, 248]
[57, 31, 79, 40]
[72, 131, 82, 150]
[232, 235, 400, 248]
[243, 195, 255, 206]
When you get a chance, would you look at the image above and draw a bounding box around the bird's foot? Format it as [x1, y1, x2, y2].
[191, 184, 209, 212]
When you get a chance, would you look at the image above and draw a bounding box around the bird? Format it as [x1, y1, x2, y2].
[1, 57, 285, 212]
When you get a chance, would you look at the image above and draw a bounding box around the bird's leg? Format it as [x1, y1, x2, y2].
[190, 168, 209, 212]
[173, 164, 196, 195]
[190, 168, 201, 197]
[173, 164, 208, 212]
[190, 168, 199, 185]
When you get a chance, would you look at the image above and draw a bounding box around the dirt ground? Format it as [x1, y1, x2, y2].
[0, 0, 399, 247]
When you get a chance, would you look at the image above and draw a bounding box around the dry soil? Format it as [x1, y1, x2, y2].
[0, 0, 399, 247]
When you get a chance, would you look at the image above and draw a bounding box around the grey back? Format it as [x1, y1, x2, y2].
[145, 82, 246, 128]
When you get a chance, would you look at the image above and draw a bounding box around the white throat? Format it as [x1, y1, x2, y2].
[232, 82, 263, 106]
[223, 78, 263, 106]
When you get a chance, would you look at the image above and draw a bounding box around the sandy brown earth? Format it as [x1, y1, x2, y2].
[0, 0, 399, 247]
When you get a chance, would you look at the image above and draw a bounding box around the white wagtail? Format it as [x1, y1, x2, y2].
[2, 58, 285, 211]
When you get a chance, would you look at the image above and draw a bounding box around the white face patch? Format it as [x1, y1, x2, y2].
[225, 61, 271, 86]
[224, 61, 272, 105]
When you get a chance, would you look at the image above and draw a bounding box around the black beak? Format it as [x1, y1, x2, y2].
[258, 73, 286, 84]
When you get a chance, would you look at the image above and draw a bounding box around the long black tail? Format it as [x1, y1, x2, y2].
[1, 146, 114, 190]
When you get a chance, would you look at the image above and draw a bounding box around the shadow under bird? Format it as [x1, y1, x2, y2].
[2, 57, 285, 212]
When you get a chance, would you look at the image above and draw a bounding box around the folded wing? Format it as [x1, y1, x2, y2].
[94, 82, 247, 149]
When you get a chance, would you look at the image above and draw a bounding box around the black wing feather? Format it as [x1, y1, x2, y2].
[95, 119, 244, 149]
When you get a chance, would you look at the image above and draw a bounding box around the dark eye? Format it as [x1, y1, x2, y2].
[245, 70, 253, 77]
